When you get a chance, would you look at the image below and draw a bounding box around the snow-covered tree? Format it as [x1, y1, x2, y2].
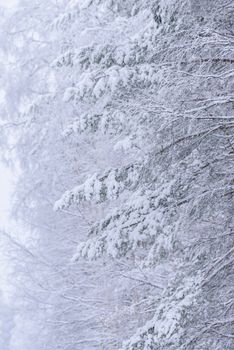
[1, 0, 233, 349]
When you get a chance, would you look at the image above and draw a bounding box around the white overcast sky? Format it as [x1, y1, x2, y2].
[0, 0, 18, 8]
[0, 0, 17, 230]
[0, 0, 18, 230]
[0, 163, 14, 300]
[0, 164, 13, 230]
[0, 0, 19, 301]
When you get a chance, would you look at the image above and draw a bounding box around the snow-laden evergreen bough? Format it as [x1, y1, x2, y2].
[1, 0, 234, 349]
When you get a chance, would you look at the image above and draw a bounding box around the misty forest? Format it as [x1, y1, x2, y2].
[0, 0, 233, 349]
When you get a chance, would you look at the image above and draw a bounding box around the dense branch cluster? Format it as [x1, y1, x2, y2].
[0, 0, 233, 349]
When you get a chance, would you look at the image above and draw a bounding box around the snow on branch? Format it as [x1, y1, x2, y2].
[63, 64, 160, 101]
[72, 183, 175, 260]
[54, 163, 141, 211]
[120, 277, 199, 350]
[62, 109, 126, 137]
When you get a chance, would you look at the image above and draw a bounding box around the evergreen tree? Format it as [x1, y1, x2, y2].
[1, 0, 233, 349]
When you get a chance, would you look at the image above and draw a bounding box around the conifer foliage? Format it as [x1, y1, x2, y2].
[1, 0, 234, 349]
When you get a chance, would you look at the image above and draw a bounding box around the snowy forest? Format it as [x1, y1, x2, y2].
[0, 0, 233, 349]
